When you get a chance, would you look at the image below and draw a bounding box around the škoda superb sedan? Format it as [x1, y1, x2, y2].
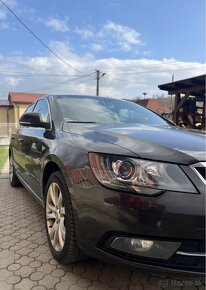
[9, 95, 205, 274]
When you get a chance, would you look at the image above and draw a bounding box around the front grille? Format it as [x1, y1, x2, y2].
[191, 162, 206, 185]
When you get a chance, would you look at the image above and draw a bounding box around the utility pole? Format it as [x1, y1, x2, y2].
[96, 70, 106, 96]
[142, 92, 147, 99]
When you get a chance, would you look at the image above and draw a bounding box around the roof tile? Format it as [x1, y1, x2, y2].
[136, 99, 170, 114]
[9, 92, 46, 104]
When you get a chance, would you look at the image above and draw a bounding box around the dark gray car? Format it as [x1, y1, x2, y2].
[9, 95, 205, 274]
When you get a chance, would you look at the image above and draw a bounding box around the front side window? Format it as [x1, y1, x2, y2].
[33, 99, 50, 123]
[25, 102, 35, 113]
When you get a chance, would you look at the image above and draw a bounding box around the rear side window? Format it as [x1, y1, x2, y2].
[33, 99, 50, 123]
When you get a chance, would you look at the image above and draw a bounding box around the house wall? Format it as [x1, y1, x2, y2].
[0, 107, 14, 123]
[13, 103, 29, 123]
[0, 107, 9, 123]
[0, 106, 15, 136]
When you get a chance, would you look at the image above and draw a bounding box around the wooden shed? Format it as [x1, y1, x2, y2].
[158, 74, 205, 130]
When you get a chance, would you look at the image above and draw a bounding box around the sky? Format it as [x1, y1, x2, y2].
[0, 0, 205, 99]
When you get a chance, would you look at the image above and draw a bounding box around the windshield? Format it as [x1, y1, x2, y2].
[55, 96, 170, 126]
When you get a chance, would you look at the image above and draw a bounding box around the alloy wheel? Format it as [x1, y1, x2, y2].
[46, 182, 66, 252]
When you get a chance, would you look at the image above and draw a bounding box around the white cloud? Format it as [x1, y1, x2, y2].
[74, 27, 94, 39]
[143, 50, 152, 56]
[4, 0, 18, 8]
[0, 22, 9, 29]
[101, 21, 142, 52]
[0, 10, 6, 20]
[0, 5, 14, 30]
[5, 77, 22, 87]
[109, 2, 121, 8]
[0, 43, 205, 100]
[0, 0, 18, 30]
[89, 43, 104, 52]
[75, 21, 142, 53]
[45, 17, 69, 32]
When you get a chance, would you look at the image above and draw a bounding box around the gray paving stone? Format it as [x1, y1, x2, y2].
[55, 281, 70, 290]
[0, 254, 21, 269]
[15, 265, 35, 278]
[31, 286, 47, 290]
[38, 275, 60, 289]
[0, 281, 13, 290]
[14, 278, 37, 290]
[0, 269, 12, 282]
[88, 280, 111, 290]
[69, 285, 87, 290]
[15, 247, 33, 256]
[15, 255, 34, 266]
[30, 271, 45, 281]
[37, 263, 56, 275]
[77, 277, 92, 288]
[6, 275, 22, 285]
[7, 263, 21, 271]
[60, 272, 80, 284]
[28, 251, 41, 258]
[29, 260, 42, 268]
[51, 268, 65, 278]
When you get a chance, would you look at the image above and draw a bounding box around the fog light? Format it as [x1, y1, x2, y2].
[131, 239, 153, 251]
[110, 237, 181, 260]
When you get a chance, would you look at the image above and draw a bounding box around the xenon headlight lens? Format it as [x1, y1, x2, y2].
[89, 153, 197, 195]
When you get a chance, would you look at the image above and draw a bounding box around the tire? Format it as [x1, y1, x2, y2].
[45, 171, 86, 264]
[9, 153, 21, 187]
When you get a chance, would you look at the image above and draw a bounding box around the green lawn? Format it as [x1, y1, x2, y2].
[0, 146, 8, 171]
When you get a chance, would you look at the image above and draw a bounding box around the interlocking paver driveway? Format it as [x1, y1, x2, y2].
[0, 163, 204, 290]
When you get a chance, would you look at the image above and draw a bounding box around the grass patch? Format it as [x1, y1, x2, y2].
[0, 146, 8, 171]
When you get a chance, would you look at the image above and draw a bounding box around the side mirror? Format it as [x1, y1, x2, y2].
[19, 112, 50, 129]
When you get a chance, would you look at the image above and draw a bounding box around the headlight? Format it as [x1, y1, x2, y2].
[89, 153, 197, 195]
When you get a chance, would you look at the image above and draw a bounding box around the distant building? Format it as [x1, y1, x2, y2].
[0, 92, 45, 136]
[135, 99, 170, 115]
[0, 99, 14, 124]
[0, 92, 45, 124]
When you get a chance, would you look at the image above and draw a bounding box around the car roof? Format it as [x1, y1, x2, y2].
[43, 94, 130, 103]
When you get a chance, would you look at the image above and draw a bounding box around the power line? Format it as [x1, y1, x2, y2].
[105, 76, 137, 84]
[106, 66, 206, 76]
[0, 72, 82, 77]
[100, 58, 205, 73]
[0, 63, 204, 78]
[0, 63, 205, 78]
[23, 72, 95, 93]
[42, 76, 95, 93]
[0, 0, 86, 75]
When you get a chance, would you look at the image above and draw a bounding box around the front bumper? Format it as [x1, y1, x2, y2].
[70, 166, 205, 274]
[100, 235, 205, 274]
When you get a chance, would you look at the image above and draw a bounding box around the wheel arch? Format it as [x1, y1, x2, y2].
[42, 155, 73, 199]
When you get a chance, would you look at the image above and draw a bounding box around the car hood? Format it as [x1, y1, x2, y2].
[65, 123, 206, 165]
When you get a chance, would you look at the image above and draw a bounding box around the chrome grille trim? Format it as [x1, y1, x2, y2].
[176, 251, 206, 257]
[190, 162, 206, 185]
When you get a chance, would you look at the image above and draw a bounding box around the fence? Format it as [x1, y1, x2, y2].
[0, 123, 19, 137]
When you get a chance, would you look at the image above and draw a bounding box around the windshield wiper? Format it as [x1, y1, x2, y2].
[65, 121, 97, 123]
